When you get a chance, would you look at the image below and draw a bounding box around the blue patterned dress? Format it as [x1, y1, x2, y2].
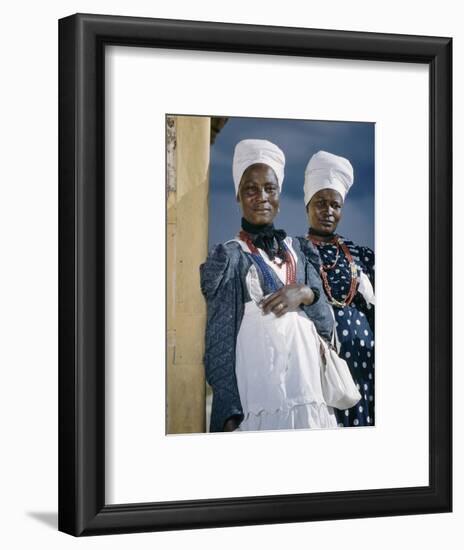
[200, 238, 334, 432]
[299, 236, 375, 427]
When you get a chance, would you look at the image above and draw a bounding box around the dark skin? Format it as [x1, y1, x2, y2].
[223, 163, 315, 432]
[306, 188, 343, 240]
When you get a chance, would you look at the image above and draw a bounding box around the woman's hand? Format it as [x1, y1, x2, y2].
[261, 284, 315, 317]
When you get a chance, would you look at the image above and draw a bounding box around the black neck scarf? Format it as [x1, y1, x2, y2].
[241, 218, 287, 261]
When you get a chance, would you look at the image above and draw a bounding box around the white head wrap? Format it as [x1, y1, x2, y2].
[232, 139, 285, 196]
[304, 150, 354, 206]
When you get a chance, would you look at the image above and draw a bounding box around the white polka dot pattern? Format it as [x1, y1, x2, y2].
[310, 237, 375, 428]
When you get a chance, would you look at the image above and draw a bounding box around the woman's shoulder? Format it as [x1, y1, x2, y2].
[340, 236, 374, 256]
[200, 241, 245, 298]
[202, 241, 244, 270]
[291, 235, 322, 265]
[215, 239, 248, 260]
[338, 236, 375, 274]
[358, 247, 375, 274]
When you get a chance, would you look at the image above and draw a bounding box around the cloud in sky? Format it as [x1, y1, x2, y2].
[208, 116, 375, 251]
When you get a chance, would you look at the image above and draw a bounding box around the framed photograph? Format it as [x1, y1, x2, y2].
[59, 13, 452, 535]
[165, 114, 376, 436]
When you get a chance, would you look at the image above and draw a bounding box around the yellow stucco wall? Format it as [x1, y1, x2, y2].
[166, 116, 210, 434]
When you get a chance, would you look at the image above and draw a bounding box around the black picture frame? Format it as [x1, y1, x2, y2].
[59, 13, 452, 536]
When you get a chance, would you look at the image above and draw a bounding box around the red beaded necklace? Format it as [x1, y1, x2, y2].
[308, 234, 358, 307]
[239, 230, 296, 285]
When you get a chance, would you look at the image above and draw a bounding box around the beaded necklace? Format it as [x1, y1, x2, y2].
[239, 230, 296, 289]
[308, 234, 357, 307]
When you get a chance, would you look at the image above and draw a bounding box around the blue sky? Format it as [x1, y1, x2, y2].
[208, 117, 375, 250]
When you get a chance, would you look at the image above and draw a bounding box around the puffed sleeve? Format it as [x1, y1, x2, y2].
[355, 245, 375, 333]
[294, 237, 334, 342]
[200, 243, 245, 432]
[358, 246, 375, 289]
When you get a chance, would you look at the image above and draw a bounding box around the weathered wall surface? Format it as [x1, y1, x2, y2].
[166, 115, 210, 434]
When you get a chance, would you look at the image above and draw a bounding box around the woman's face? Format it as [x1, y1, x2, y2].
[237, 163, 280, 225]
[307, 188, 343, 235]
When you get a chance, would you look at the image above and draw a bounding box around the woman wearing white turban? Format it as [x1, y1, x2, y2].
[200, 139, 337, 432]
[298, 150, 375, 428]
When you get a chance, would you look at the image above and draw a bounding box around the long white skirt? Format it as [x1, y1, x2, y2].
[235, 300, 337, 432]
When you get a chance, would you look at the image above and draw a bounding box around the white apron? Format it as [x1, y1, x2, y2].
[233, 237, 337, 431]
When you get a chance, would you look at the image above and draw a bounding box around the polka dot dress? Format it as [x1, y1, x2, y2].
[314, 237, 375, 427]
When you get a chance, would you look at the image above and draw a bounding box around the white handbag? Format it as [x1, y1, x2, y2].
[319, 336, 361, 410]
